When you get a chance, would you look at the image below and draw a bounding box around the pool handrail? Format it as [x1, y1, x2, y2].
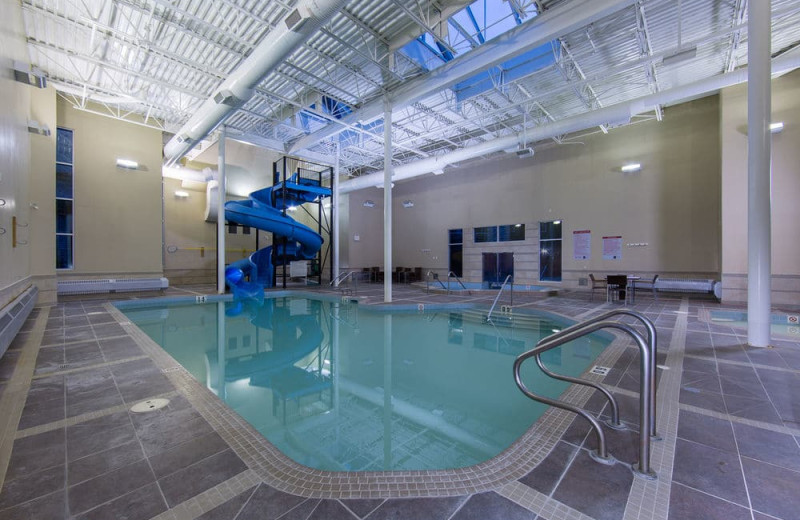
[330, 270, 359, 295]
[446, 272, 470, 295]
[513, 310, 658, 479]
[486, 274, 513, 322]
[426, 271, 447, 293]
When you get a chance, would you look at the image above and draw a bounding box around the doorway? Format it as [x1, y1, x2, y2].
[482, 252, 514, 287]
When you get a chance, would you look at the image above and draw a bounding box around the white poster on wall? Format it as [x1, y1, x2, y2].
[602, 236, 623, 260]
[573, 230, 591, 259]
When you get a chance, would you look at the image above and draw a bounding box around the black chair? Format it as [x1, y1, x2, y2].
[606, 275, 628, 303]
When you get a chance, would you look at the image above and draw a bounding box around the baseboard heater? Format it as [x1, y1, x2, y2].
[58, 277, 169, 295]
[0, 285, 38, 358]
[655, 278, 721, 300]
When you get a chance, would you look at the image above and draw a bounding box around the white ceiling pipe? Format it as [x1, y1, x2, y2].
[340, 50, 800, 194]
[288, 0, 637, 154]
[163, 0, 348, 164]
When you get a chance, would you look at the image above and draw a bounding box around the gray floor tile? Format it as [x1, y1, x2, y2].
[668, 483, 750, 520]
[679, 387, 727, 413]
[0, 464, 65, 510]
[518, 441, 577, 495]
[148, 431, 228, 479]
[6, 429, 66, 481]
[672, 439, 747, 506]
[0, 490, 66, 520]
[68, 439, 146, 485]
[306, 500, 359, 520]
[64, 326, 95, 343]
[364, 497, 467, 520]
[64, 341, 104, 365]
[74, 482, 167, 520]
[135, 412, 214, 457]
[18, 396, 66, 429]
[450, 492, 537, 520]
[67, 420, 137, 462]
[196, 486, 257, 520]
[157, 449, 247, 507]
[733, 423, 800, 472]
[92, 322, 126, 338]
[677, 410, 736, 453]
[742, 457, 800, 520]
[723, 396, 783, 425]
[98, 336, 142, 361]
[280, 499, 322, 520]
[340, 499, 385, 518]
[233, 484, 306, 520]
[67, 459, 155, 515]
[551, 449, 633, 520]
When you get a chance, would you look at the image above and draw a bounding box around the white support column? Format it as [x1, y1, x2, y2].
[217, 126, 227, 294]
[333, 144, 340, 285]
[383, 98, 393, 303]
[747, 1, 772, 347]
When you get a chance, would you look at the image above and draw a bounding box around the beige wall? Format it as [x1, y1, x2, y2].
[347, 96, 722, 288]
[0, 0, 34, 308]
[56, 99, 163, 278]
[28, 87, 57, 303]
[721, 70, 800, 306]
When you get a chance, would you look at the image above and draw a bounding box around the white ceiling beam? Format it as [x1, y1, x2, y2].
[288, 0, 638, 155]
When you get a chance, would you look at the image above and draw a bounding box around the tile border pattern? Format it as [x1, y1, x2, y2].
[105, 300, 635, 500]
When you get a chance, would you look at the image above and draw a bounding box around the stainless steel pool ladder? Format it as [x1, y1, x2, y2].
[513, 309, 659, 479]
[486, 274, 513, 322]
[330, 270, 359, 295]
[447, 272, 470, 294]
[426, 271, 447, 293]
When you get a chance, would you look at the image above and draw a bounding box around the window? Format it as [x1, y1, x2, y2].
[539, 220, 562, 281]
[228, 223, 238, 234]
[499, 224, 525, 241]
[448, 228, 463, 277]
[474, 226, 497, 243]
[56, 128, 74, 269]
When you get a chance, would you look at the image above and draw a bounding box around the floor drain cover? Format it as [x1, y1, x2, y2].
[590, 365, 611, 376]
[130, 398, 170, 413]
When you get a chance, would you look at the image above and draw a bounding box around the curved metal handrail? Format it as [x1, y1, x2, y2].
[330, 270, 359, 294]
[426, 271, 447, 293]
[486, 274, 513, 322]
[514, 316, 657, 479]
[446, 271, 470, 294]
[537, 309, 658, 439]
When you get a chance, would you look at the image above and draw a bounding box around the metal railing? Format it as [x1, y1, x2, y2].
[330, 270, 359, 295]
[486, 274, 513, 322]
[513, 309, 658, 479]
[446, 271, 470, 294]
[426, 271, 447, 293]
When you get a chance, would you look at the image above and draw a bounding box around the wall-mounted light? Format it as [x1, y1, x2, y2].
[514, 223, 522, 228]
[375, 183, 395, 189]
[553, 220, 562, 225]
[621, 163, 642, 173]
[287, 206, 297, 212]
[363, 200, 375, 208]
[174, 190, 189, 198]
[27, 120, 51, 136]
[770, 122, 784, 133]
[402, 200, 414, 208]
[432, 168, 444, 175]
[323, 202, 331, 209]
[116, 158, 139, 170]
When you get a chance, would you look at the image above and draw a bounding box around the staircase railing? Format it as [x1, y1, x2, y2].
[426, 271, 447, 293]
[446, 271, 470, 294]
[330, 270, 359, 295]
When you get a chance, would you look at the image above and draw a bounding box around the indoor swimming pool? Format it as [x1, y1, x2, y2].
[117, 295, 610, 472]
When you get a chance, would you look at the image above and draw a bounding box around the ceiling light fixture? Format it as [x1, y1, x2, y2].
[770, 122, 784, 133]
[661, 45, 697, 67]
[116, 158, 139, 170]
[621, 163, 642, 173]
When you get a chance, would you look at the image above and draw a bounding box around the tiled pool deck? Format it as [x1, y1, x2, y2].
[0, 283, 798, 520]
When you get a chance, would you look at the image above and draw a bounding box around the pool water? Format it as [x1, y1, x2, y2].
[119, 296, 610, 472]
[711, 310, 800, 337]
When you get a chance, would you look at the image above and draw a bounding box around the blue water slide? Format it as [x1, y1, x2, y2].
[224, 175, 328, 297]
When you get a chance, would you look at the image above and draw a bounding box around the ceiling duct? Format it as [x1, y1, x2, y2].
[163, 0, 348, 165]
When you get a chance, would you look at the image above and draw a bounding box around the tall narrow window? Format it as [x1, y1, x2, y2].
[448, 228, 463, 278]
[56, 128, 74, 269]
[539, 220, 562, 281]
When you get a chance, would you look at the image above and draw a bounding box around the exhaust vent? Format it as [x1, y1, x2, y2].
[213, 90, 249, 108]
[285, 8, 305, 30]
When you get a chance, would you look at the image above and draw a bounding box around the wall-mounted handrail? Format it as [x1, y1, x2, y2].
[537, 309, 658, 439]
[486, 274, 513, 322]
[330, 270, 358, 294]
[446, 271, 470, 294]
[513, 312, 658, 479]
[426, 271, 447, 293]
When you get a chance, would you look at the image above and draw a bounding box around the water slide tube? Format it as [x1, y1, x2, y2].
[224, 178, 325, 297]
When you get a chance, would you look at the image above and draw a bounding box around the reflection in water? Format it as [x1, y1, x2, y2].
[123, 297, 609, 472]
